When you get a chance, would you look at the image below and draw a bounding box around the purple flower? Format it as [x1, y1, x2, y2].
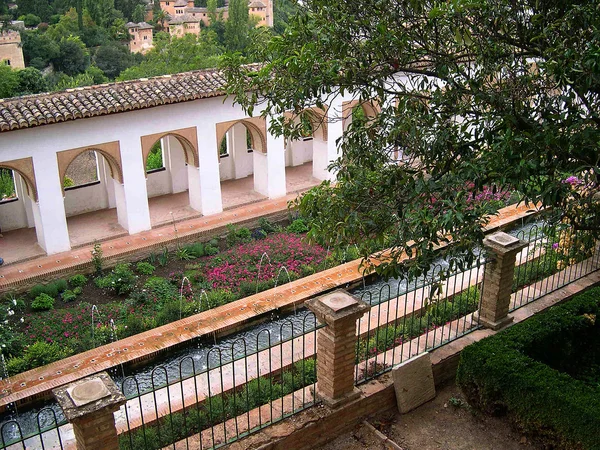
[552, 243, 559, 250]
[562, 176, 580, 186]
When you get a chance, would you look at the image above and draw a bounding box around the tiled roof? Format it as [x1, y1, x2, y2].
[0, 68, 231, 133]
[169, 14, 199, 24]
[126, 21, 154, 29]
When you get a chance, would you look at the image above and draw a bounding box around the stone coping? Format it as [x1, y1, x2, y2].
[0, 202, 537, 409]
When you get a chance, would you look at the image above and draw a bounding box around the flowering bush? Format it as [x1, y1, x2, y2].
[197, 233, 326, 293]
[95, 263, 137, 295]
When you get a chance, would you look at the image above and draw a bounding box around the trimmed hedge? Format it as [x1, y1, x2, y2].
[457, 287, 600, 449]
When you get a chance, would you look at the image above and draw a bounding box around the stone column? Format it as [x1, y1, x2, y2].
[31, 152, 71, 254]
[118, 135, 152, 234]
[53, 372, 126, 450]
[194, 122, 223, 215]
[325, 96, 343, 181]
[478, 232, 528, 330]
[306, 289, 369, 408]
[264, 115, 287, 198]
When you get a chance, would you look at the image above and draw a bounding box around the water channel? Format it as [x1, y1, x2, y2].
[0, 218, 543, 445]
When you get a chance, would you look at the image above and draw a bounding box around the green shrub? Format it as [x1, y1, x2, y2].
[183, 242, 205, 258]
[157, 247, 169, 266]
[176, 247, 194, 261]
[157, 300, 182, 326]
[52, 279, 68, 294]
[457, 287, 600, 449]
[143, 277, 177, 305]
[6, 341, 73, 375]
[512, 251, 561, 291]
[203, 289, 238, 309]
[31, 293, 55, 311]
[73, 286, 83, 295]
[258, 217, 277, 233]
[61, 290, 77, 302]
[225, 224, 253, 247]
[136, 261, 156, 275]
[204, 244, 219, 256]
[69, 274, 88, 288]
[28, 284, 47, 299]
[94, 263, 137, 295]
[28, 280, 68, 299]
[119, 359, 316, 450]
[287, 218, 309, 234]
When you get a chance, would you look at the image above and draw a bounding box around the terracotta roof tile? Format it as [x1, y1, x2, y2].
[0, 67, 232, 133]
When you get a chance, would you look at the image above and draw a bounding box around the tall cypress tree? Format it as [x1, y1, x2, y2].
[224, 0, 248, 52]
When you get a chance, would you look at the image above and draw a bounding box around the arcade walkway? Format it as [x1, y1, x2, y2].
[0, 164, 319, 266]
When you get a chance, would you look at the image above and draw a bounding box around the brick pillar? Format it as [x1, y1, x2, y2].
[53, 372, 126, 450]
[478, 232, 528, 330]
[306, 289, 369, 408]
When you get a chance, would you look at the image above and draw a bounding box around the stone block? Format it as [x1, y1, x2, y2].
[392, 352, 435, 414]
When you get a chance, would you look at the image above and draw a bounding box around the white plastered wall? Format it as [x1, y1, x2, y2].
[0, 90, 357, 254]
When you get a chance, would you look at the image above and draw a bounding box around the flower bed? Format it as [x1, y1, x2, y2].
[0, 220, 332, 376]
[196, 233, 326, 294]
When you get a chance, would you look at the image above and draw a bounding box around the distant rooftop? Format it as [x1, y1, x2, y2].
[126, 22, 154, 30]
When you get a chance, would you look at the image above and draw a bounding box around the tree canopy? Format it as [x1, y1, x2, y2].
[223, 0, 600, 279]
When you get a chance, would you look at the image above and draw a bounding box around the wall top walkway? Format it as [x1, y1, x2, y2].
[0, 201, 538, 408]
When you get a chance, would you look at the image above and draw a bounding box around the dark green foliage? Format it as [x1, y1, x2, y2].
[225, 224, 253, 247]
[286, 218, 309, 234]
[356, 287, 480, 362]
[183, 242, 205, 258]
[513, 252, 560, 292]
[69, 274, 88, 288]
[135, 261, 155, 275]
[51, 37, 90, 75]
[258, 217, 277, 233]
[6, 341, 73, 375]
[15, 67, 48, 96]
[31, 293, 55, 311]
[223, 0, 600, 282]
[61, 290, 77, 302]
[119, 359, 316, 449]
[457, 288, 600, 449]
[95, 263, 137, 295]
[28, 279, 68, 299]
[21, 31, 60, 69]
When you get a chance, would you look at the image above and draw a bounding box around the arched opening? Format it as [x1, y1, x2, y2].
[342, 100, 379, 132]
[61, 149, 127, 247]
[284, 108, 328, 189]
[217, 120, 268, 210]
[143, 134, 201, 227]
[0, 166, 44, 264]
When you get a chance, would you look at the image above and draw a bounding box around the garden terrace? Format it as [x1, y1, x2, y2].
[1, 209, 598, 449]
[13, 235, 597, 450]
[0, 202, 535, 409]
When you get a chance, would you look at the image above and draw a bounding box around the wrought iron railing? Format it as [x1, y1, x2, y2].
[354, 259, 486, 384]
[511, 224, 600, 311]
